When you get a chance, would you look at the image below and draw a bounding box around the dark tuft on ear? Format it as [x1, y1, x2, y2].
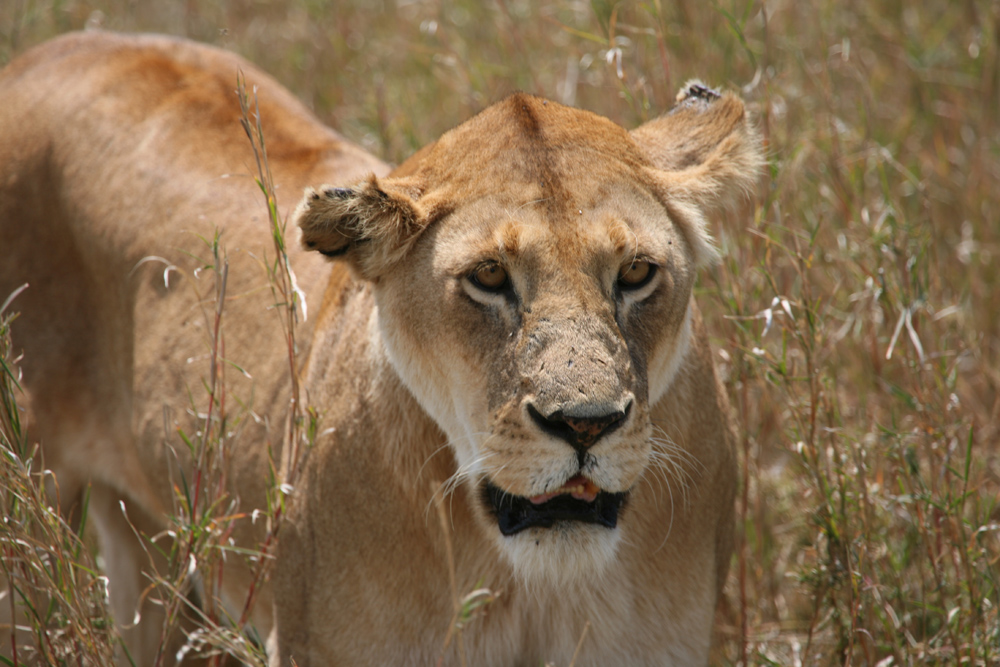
[294, 175, 426, 279]
[673, 81, 721, 109]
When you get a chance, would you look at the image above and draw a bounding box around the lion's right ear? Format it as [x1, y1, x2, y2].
[294, 175, 425, 280]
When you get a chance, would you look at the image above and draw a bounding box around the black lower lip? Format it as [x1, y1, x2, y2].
[484, 482, 627, 536]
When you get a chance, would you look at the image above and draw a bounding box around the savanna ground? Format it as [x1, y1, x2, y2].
[1, 0, 998, 665]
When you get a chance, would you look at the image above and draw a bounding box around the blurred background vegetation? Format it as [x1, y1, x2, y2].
[2, 0, 999, 664]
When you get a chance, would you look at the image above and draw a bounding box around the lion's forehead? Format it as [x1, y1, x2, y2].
[411, 94, 652, 198]
[439, 93, 640, 158]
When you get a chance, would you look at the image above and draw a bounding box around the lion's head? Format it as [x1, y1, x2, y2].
[295, 85, 759, 585]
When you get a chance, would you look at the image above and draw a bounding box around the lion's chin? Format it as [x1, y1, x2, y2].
[496, 523, 624, 588]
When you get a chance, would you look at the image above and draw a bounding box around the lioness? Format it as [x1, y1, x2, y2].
[0, 31, 760, 666]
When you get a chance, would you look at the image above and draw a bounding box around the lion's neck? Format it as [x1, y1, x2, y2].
[303, 277, 456, 498]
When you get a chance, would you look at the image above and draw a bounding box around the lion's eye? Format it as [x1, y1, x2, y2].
[618, 258, 655, 290]
[469, 263, 509, 292]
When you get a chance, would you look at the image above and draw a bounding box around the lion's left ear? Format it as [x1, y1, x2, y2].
[631, 81, 764, 267]
[294, 174, 427, 280]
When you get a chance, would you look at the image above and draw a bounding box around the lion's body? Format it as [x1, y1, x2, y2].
[0, 31, 759, 666]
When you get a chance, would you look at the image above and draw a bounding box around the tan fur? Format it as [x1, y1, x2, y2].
[0, 32, 761, 666]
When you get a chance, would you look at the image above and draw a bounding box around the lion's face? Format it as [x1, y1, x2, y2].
[296, 90, 758, 584]
[379, 182, 696, 582]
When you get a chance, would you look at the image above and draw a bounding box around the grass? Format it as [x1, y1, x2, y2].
[1, 0, 999, 665]
[1, 290, 121, 665]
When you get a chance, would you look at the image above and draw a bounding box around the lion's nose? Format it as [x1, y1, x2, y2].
[527, 400, 631, 457]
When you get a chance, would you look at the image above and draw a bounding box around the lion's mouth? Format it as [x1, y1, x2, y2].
[484, 475, 627, 536]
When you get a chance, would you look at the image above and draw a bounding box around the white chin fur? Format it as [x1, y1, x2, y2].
[495, 523, 622, 590]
